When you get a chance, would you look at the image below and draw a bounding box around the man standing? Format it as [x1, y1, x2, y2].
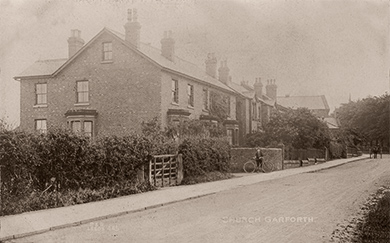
[254, 147, 265, 173]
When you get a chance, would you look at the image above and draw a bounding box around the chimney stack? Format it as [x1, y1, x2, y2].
[67, 29, 84, 58]
[253, 77, 263, 98]
[218, 60, 230, 85]
[124, 9, 141, 49]
[161, 30, 175, 61]
[266, 79, 277, 102]
[205, 53, 217, 78]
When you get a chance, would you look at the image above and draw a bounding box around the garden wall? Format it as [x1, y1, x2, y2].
[230, 148, 283, 173]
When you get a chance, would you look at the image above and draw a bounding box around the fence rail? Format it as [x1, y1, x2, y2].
[149, 154, 183, 187]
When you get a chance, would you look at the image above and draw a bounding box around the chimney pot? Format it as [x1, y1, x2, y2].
[124, 9, 141, 49]
[68, 29, 84, 58]
[161, 30, 175, 61]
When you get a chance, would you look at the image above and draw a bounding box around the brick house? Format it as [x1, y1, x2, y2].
[229, 78, 277, 145]
[14, 9, 240, 144]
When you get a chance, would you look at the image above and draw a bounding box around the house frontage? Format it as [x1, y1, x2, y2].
[15, 9, 241, 143]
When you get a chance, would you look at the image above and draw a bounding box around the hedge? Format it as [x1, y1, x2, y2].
[0, 128, 230, 216]
[179, 137, 231, 177]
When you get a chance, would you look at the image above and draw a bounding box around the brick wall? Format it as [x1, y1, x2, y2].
[230, 147, 283, 173]
[20, 31, 161, 136]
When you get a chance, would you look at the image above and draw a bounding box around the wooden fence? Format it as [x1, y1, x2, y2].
[149, 154, 183, 187]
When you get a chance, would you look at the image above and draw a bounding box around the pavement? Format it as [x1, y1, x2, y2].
[0, 155, 369, 241]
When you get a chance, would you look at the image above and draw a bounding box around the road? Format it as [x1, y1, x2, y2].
[7, 156, 390, 243]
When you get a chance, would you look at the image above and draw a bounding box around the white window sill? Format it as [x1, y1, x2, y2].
[33, 104, 48, 108]
[187, 105, 194, 110]
[171, 102, 179, 106]
[101, 60, 113, 64]
[202, 109, 209, 113]
[74, 103, 90, 106]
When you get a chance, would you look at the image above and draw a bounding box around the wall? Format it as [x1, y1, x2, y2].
[20, 31, 162, 136]
[230, 147, 283, 173]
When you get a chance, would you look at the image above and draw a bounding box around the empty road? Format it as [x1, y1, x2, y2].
[8, 156, 390, 243]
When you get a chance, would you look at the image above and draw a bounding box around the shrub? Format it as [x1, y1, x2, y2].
[179, 137, 231, 177]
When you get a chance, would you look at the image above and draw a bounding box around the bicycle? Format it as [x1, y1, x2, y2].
[243, 158, 266, 173]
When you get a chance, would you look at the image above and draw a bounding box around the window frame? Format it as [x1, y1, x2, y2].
[187, 84, 194, 107]
[102, 42, 113, 61]
[171, 79, 179, 104]
[203, 88, 209, 111]
[35, 83, 47, 105]
[76, 80, 89, 104]
[68, 119, 94, 138]
[35, 119, 47, 134]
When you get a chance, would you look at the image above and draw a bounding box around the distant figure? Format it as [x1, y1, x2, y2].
[373, 146, 378, 159]
[254, 147, 264, 173]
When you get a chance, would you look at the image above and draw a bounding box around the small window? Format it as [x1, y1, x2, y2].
[224, 95, 231, 117]
[35, 119, 47, 134]
[172, 79, 179, 103]
[35, 83, 47, 105]
[203, 88, 209, 110]
[227, 129, 233, 145]
[71, 121, 81, 133]
[187, 84, 194, 107]
[102, 42, 112, 61]
[258, 106, 261, 119]
[76, 81, 89, 103]
[84, 121, 93, 137]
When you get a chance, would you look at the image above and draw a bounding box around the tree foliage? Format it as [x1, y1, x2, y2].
[335, 93, 390, 145]
[246, 108, 331, 149]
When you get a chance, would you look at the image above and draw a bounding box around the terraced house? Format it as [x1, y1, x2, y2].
[15, 9, 242, 144]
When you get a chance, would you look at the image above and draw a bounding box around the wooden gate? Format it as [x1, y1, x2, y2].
[149, 154, 183, 187]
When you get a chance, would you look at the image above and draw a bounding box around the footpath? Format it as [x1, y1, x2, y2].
[0, 155, 369, 241]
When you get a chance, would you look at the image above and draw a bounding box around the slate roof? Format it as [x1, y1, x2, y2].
[15, 28, 236, 94]
[16, 59, 67, 78]
[229, 81, 275, 106]
[277, 95, 330, 111]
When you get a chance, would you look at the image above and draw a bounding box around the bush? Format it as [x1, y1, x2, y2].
[179, 137, 231, 177]
[0, 128, 176, 216]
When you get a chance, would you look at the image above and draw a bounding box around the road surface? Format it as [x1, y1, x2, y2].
[7, 156, 390, 243]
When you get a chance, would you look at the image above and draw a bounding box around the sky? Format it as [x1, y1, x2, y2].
[0, 0, 389, 126]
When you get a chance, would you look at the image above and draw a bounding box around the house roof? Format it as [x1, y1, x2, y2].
[277, 95, 330, 111]
[323, 117, 339, 129]
[229, 81, 275, 106]
[16, 58, 67, 78]
[15, 28, 236, 94]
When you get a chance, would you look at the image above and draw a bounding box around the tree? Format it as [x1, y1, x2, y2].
[246, 108, 331, 149]
[335, 93, 390, 146]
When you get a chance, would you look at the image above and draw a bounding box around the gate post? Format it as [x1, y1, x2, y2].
[177, 154, 183, 185]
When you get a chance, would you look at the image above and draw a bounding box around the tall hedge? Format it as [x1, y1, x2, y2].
[0, 129, 176, 215]
[179, 137, 231, 177]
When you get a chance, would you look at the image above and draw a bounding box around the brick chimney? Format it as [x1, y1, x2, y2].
[161, 31, 175, 61]
[205, 53, 217, 78]
[218, 60, 230, 85]
[67, 29, 84, 58]
[254, 77, 263, 98]
[266, 79, 277, 101]
[124, 9, 141, 49]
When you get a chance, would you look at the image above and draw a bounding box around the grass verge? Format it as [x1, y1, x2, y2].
[358, 190, 390, 242]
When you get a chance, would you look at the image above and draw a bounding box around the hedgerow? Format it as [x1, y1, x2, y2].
[0, 118, 231, 216]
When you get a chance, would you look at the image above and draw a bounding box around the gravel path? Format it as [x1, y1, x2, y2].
[8, 156, 390, 243]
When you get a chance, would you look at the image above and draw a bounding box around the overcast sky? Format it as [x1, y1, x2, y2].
[0, 0, 389, 126]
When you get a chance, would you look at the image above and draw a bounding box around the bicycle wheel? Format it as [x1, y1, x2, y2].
[243, 160, 256, 173]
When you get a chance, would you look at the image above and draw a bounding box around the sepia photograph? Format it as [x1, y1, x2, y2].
[0, 0, 389, 242]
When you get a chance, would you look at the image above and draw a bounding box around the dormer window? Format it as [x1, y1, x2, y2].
[102, 42, 112, 61]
